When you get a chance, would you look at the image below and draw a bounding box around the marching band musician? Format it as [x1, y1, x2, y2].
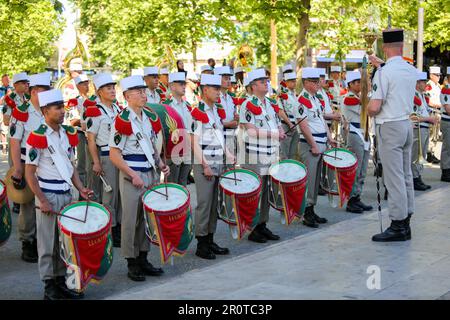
[298, 68, 337, 228]
[341, 71, 373, 213]
[440, 67, 450, 182]
[85, 73, 122, 247]
[158, 67, 171, 100]
[239, 68, 285, 243]
[425, 66, 442, 164]
[109, 75, 169, 281]
[2, 72, 30, 128]
[143, 66, 163, 104]
[328, 66, 346, 107]
[25, 89, 92, 300]
[191, 74, 234, 259]
[9, 72, 51, 263]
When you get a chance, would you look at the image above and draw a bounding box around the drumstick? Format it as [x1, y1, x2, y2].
[35, 206, 85, 223]
[124, 176, 167, 197]
[233, 164, 237, 186]
[164, 175, 169, 201]
[220, 175, 242, 182]
[319, 152, 343, 160]
[83, 197, 90, 223]
[284, 116, 307, 134]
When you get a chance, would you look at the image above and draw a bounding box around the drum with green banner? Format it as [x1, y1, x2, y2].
[0, 180, 12, 247]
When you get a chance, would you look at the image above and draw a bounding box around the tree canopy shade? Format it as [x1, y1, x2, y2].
[0, 0, 64, 74]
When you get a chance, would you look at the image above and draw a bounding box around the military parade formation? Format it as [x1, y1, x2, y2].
[1, 28, 450, 300]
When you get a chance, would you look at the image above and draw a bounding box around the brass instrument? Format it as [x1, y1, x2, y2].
[157, 45, 177, 71]
[235, 44, 255, 71]
[410, 112, 428, 165]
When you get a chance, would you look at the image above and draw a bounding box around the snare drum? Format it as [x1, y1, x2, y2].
[269, 160, 308, 225]
[219, 168, 261, 240]
[322, 148, 358, 208]
[143, 183, 193, 264]
[58, 201, 113, 292]
[0, 180, 12, 247]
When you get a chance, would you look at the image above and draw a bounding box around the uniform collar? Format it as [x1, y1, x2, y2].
[386, 56, 403, 64]
[44, 123, 63, 135]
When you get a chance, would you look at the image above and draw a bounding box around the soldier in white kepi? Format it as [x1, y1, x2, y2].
[425, 65, 442, 164]
[109, 75, 168, 281]
[25, 89, 92, 300]
[9, 72, 51, 263]
[368, 29, 417, 242]
[164, 72, 193, 186]
[191, 74, 235, 260]
[2, 72, 30, 128]
[239, 68, 286, 243]
[440, 66, 450, 182]
[143, 66, 162, 104]
[85, 73, 122, 247]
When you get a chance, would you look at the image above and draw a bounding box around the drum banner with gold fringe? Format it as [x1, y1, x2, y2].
[143, 184, 194, 264]
[0, 180, 11, 247]
[335, 165, 358, 207]
[58, 201, 113, 292]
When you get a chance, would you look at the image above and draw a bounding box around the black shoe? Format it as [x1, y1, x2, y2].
[372, 219, 409, 242]
[207, 234, 229, 255]
[248, 229, 268, 243]
[354, 196, 373, 211]
[417, 176, 431, 190]
[413, 178, 428, 191]
[111, 225, 121, 248]
[43, 279, 64, 300]
[137, 252, 164, 276]
[195, 236, 216, 259]
[258, 224, 280, 241]
[55, 276, 85, 299]
[405, 214, 412, 240]
[188, 174, 195, 184]
[21, 241, 38, 263]
[302, 207, 319, 228]
[318, 186, 326, 196]
[346, 197, 364, 214]
[430, 154, 440, 164]
[12, 203, 20, 214]
[127, 258, 146, 281]
[441, 169, 450, 182]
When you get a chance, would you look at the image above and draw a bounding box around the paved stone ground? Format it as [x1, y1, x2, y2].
[1, 147, 449, 300]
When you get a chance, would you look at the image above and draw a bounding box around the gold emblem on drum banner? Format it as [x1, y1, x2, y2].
[165, 114, 179, 144]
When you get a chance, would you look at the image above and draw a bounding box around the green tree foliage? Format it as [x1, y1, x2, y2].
[0, 0, 64, 74]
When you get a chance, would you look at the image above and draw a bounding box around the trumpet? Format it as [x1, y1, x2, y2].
[410, 113, 428, 165]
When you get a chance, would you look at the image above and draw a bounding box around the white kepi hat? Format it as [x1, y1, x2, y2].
[74, 74, 89, 85]
[159, 68, 169, 75]
[230, 76, 237, 84]
[317, 68, 327, 77]
[29, 72, 51, 88]
[69, 62, 83, 72]
[345, 71, 361, 86]
[120, 75, 147, 92]
[12, 72, 29, 84]
[282, 64, 294, 73]
[417, 70, 427, 81]
[214, 66, 233, 76]
[301, 68, 320, 79]
[330, 66, 342, 73]
[429, 66, 441, 75]
[38, 89, 64, 107]
[200, 74, 221, 86]
[143, 66, 159, 76]
[186, 71, 199, 81]
[131, 69, 144, 76]
[200, 65, 213, 72]
[93, 73, 116, 90]
[247, 68, 268, 83]
[234, 67, 244, 74]
[243, 76, 250, 87]
[169, 72, 186, 83]
[284, 72, 297, 81]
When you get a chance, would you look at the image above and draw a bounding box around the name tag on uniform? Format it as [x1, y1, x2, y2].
[48, 146, 55, 154]
[265, 115, 271, 122]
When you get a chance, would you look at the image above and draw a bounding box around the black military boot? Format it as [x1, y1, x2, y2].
[372, 219, 409, 242]
[413, 177, 428, 191]
[43, 279, 63, 300]
[405, 214, 412, 240]
[55, 276, 84, 299]
[346, 197, 364, 214]
[111, 225, 121, 248]
[302, 206, 319, 228]
[126, 258, 146, 281]
[311, 207, 327, 224]
[137, 251, 164, 276]
[248, 225, 267, 243]
[21, 241, 38, 263]
[258, 223, 280, 241]
[208, 233, 229, 255]
[318, 185, 326, 196]
[418, 176, 431, 190]
[430, 153, 440, 164]
[441, 169, 450, 182]
[195, 236, 216, 259]
[354, 195, 373, 211]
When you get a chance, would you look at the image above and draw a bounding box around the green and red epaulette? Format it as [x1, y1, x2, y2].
[62, 125, 79, 147]
[298, 92, 313, 109]
[343, 94, 360, 106]
[11, 102, 30, 122]
[143, 104, 162, 134]
[112, 99, 124, 110]
[83, 95, 97, 108]
[4, 93, 17, 109]
[326, 91, 334, 101]
[413, 93, 422, 107]
[280, 80, 287, 88]
[425, 84, 432, 92]
[279, 91, 289, 100]
[315, 94, 325, 108]
[339, 88, 348, 96]
[442, 85, 450, 95]
[227, 91, 236, 98]
[215, 98, 226, 119]
[115, 108, 133, 135]
[328, 80, 334, 88]
[27, 124, 48, 149]
[232, 96, 246, 106]
[245, 97, 262, 115]
[191, 102, 209, 123]
[65, 97, 79, 111]
[84, 105, 102, 117]
[267, 97, 280, 113]
[185, 100, 192, 112]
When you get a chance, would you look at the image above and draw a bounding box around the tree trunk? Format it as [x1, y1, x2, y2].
[270, 19, 278, 90]
[192, 40, 198, 70]
[295, 0, 311, 71]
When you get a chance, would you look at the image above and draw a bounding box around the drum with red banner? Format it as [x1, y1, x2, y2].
[322, 148, 358, 208]
[269, 160, 308, 225]
[219, 168, 262, 240]
[58, 201, 113, 293]
[142, 183, 194, 264]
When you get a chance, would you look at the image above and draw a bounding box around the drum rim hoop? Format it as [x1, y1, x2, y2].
[143, 182, 191, 214]
[269, 159, 308, 184]
[323, 147, 358, 169]
[219, 168, 262, 195]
